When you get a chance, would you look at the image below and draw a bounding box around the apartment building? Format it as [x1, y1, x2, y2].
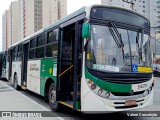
[101, 0, 160, 37]
[2, 0, 67, 47]
[2, 10, 9, 51]
[8, 1, 19, 47]
[42, 0, 67, 28]
[156, 0, 160, 32]
[134, 0, 150, 19]
[58, 0, 67, 19]
[102, 0, 149, 17]
[101, 0, 134, 10]
[42, 0, 58, 27]
[150, 0, 157, 28]
[18, 0, 42, 41]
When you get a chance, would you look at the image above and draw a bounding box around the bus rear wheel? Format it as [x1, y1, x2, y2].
[48, 83, 60, 112]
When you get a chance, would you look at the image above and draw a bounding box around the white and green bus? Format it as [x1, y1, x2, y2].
[5, 5, 154, 112]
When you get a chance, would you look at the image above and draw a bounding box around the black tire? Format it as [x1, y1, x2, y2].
[14, 74, 19, 90]
[48, 83, 60, 112]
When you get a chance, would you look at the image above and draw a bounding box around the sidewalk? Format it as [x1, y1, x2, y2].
[0, 81, 64, 120]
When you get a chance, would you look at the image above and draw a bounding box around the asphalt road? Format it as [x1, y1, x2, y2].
[0, 77, 160, 120]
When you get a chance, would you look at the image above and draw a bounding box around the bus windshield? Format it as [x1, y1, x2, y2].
[86, 24, 151, 73]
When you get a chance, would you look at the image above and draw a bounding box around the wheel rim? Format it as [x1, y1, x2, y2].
[49, 88, 56, 104]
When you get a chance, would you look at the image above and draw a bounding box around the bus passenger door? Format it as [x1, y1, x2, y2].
[0, 54, 2, 77]
[1, 52, 6, 79]
[21, 43, 29, 87]
[56, 22, 82, 110]
[56, 24, 75, 101]
[8, 49, 13, 81]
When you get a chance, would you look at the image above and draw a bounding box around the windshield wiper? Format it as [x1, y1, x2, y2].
[108, 22, 125, 59]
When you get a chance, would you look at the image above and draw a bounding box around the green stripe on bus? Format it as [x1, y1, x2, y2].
[40, 58, 57, 96]
[85, 67, 131, 93]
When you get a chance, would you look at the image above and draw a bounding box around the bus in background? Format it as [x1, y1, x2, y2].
[0, 51, 6, 80]
[4, 5, 153, 112]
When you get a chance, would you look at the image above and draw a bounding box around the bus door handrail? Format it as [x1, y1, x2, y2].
[58, 65, 74, 77]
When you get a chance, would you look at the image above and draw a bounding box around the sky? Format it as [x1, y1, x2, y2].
[0, 0, 101, 51]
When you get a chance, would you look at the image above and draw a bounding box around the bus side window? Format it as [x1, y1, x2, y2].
[35, 34, 45, 59]
[29, 49, 35, 59]
[46, 43, 58, 58]
[29, 38, 36, 59]
[35, 47, 44, 58]
[17, 45, 22, 61]
[30, 38, 36, 48]
[46, 29, 58, 58]
[12, 47, 18, 61]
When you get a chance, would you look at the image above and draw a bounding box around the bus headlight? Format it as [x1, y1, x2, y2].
[87, 79, 112, 99]
[91, 83, 96, 90]
[105, 92, 110, 98]
[98, 89, 103, 94]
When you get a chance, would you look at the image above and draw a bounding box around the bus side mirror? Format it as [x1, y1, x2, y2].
[82, 23, 91, 39]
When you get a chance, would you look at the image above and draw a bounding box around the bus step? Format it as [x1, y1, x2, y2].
[21, 85, 27, 90]
[59, 101, 73, 109]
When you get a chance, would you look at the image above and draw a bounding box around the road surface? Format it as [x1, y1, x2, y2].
[0, 77, 160, 120]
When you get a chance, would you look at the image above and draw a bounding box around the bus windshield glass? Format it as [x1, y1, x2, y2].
[86, 24, 151, 73]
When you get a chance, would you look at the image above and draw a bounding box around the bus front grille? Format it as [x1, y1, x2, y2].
[111, 91, 145, 96]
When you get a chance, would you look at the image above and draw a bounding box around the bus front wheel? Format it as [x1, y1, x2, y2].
[48, 83, 60, 112]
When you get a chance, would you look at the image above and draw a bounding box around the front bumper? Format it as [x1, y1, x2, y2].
[82, 88, 153, 112]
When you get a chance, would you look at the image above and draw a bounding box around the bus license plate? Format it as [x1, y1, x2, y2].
[125, 100, 137, 106]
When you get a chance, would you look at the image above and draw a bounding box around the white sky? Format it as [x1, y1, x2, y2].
[0, 0, 101, 51]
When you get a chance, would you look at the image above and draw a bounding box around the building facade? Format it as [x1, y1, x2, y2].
[42, 0, 67, 28]
[2, 0, 67, 48]
[58, 0, 67, 19]
[8, 1, 19, 47]
[156, 0, 160, 32]
[101, 0, 134, 10]
[101, 0, 160, 34]
[134, 0, 150, 19]
[18, 0, 42, 41]
[101, 0, 150, 17]
[2, 10, 9, 51]
[42, 0, 58, 27]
